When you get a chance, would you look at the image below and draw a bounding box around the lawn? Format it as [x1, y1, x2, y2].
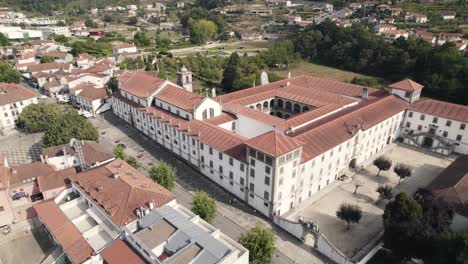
[272, 61, 386, 86]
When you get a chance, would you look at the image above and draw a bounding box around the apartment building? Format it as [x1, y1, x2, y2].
[111, 70, 412, 217]
[34, 159, 248, 264]
[0, 83, 39, 133]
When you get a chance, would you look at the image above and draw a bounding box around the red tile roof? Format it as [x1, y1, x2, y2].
[409, 98, 468, 123]
[428, 155, 468, 217]
[36, 167, 77, 193]
[389, 79, 424, 91]
[27, 62, 64, 72]
[43, 141, 114, 168]
[9, 162, 55, 186]
[156, 84, 204, 112]
[245, 131, 302, 157]
[0, 83, 38, 106]
[291, 95, 408, 161]
[112, 43, 136, 49]
[77, 86, 109, 101]
[120, 71, 165, 98]
[100, 239, 145, 264]
[34, 199, 95, 264]
[69, 159, 175, 227]
[206, 112, 237, 125]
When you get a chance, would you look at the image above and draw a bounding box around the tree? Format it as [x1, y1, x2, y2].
[394, 163, 412, 183]
[383, 192, 423, 259]
[106, 76, 119, 93]
[133, 31, 150, 47]
[18, 103, 62, 132]
[431, 230, 468, 264]
[376, 185, 393, 201]
[84, 18, 98, 28]
[40, 56, 55, 63]
[221, 52, 240, 92]
[127, 16, 138, 26]
[0, 33, 9, 46]
[113, 145, 125, 160]
[239, 226, 276, 264]
[149, 162, 176, 191]
[126, 156, 140, 169]
[0, 61, 21, 83]
[191, 191, 216, 222]
[42, 111, 98, 147]
[373, 156, 392, 176]
[190, 19, 217, 44]
[336, 203, 362, 230]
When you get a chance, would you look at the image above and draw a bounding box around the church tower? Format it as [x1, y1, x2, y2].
[177, 65, 193, 92]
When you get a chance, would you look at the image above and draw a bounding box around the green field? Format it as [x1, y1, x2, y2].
[273, 61, 386, 86]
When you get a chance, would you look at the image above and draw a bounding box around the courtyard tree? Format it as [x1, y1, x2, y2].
[18, 103, 62, 132]
[336, 203, 362, 230]
[354, 180, 364, 194]
[0, 61, 21, 83]
[149, 161, 176, 191]
[191, 191, 216, 222]
[190, 19, 217, 44]
[383, 192, 423, 259]
[106, 76, 119, 93]
[376, 185, 393, 201]
[239, 226, 276, 264]
[394, 163, 412, 183]
[373, 156, 392, 177]
[113, 145, 126, 160]
[42, 111, 98, 147]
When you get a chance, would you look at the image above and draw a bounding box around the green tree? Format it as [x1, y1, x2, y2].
[42, 111, 98, 147]
[149, 162, 176, 191]
[394, 163, 412, 183]
[106, 76, 119, 93]
[134, 31, 150, 47]
[84, 18, 98, 28]
[118, 57, 145, 70]
[190, 19, 217, 44]
[113, 145, 126, 160]
[239, 226, 276, 264]
[221, 52, 240, 92]
[383, 193, 423, 259]
[127, 16, 138, 26]
[40, 56, 55, 63]
[432, 230, 468, 264]
[373, 156, 392, 176]
[18, 103, 62, 132]
[336, 203, 362, 230]
[0, 61, 21, 83]
[376, 185, 393, 201]
[126, 156, 140, 169]
[0, 33, 9, 46]
[191, 191, 216, 222]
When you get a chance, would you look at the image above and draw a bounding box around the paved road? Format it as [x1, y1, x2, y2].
[92, 112, 328, 264]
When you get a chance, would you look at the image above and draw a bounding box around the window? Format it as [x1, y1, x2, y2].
[265, 156, 273, 166]
[432, 117, 438, 123]
[456, 135, 462, 141]
[209, 161, 213, 168]
[240, 177, 245, 186]
[265, 166, 271, 174]
[279, 167, 284, 175]
[408, 112, 413, 118]
[417, 125, 422, 131]
[218, 153, 223, 160]
[240, 164, 245, 172]
[405, 122, 410, 128]
[219, 166, 223, 173]
[404, 91, 411, 98]
[250, 158, 255, 166]
[229, 171, 233, 179]
[279, 177, 283, 185]
[249, 148, 256, 157]
[443, 131, 448, 137]
[200, 143, 204, 150]
[420, 114, 425, 121]
[192, 139, 196, 145]
[461, 123, 466, 130]
[209, 147, 213, 155]
[264, 191, 269, 201]
[229, 158, 233, 166]
[265, 176, 270, 186]
[446, 120, 452, 127]
[250, 168, 255, 178]
[250, 183, 255, 192]
[257, 152, 264, 162]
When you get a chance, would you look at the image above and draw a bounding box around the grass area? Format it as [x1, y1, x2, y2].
[273, 61, 386, 85]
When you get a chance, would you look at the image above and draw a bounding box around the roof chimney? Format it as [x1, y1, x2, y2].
[288, 71, 291, 79]
[286, 81, 290, 87]
[362, 87, 368, 100]
[211, 87, 216, 97]
[112, 173, 120, 179]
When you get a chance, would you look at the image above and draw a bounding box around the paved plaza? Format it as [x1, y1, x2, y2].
[288, 145, 453, 258]
[0, 132, 43, 167]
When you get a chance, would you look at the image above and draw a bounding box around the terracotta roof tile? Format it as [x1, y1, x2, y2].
[43, 141, 114, 169]
[10, 162, 55, 186]
[101, 239, 145, 264]
[120, 71, 165, 98]
[69, 159, 175, 227]
[77, 87, 109, 101]
[36, 167, 77, 193]
[389, 79, 424, 91]
[156, 84, 204, 112]
[206, 112, 237, 125]
[0, 83, 38, 106]
[245, 131, 302, 157]
[410, 98, 468, 123]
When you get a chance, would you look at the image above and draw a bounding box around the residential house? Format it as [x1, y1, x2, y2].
[71, 83, 112, 116]
[405, 12, 428, 23]
[0, 83, 38, 133]
[441, 11, 456, 20]
[383, 29, 409, 40]
[373, 23, 397, 34]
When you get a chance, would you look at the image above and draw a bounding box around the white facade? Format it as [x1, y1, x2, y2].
[38, 26, 71, 37]
[0, 26, 43, 41]
[0, 96, 38, 133]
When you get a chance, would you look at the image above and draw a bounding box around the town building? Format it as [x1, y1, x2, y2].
[405, 12, 428, 23]
[373, 23, 396, 34]
[38, 26, 71, 37]
[70, 83, 112, 117]
[112, 71, 414, 217]
[34, 159, 248, 264]
[0, 83, 39, 133]
[112, 43, 137, 54]
[0, 26, 43, 42]
[441, 11, 456, 20]
[382, 29, 409, 40]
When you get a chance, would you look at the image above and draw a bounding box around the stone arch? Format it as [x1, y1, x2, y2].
[285, 101, 292, 111]
[270, 99, 275, 107]
[277, 99, 283, 108]
[256, 103, 262, 110]
[263, 101, 269, 108]
[303, 106, 310, 111]
[277, 112, 283, 118]
[249, 105, 254, 109]
[294, 103, 301, 113]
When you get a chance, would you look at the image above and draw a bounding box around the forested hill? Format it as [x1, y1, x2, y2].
[0, 0, 141, 15]
[295, 20, 468, 106]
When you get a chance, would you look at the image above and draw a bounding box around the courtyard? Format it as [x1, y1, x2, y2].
[287, 144, 454, 259]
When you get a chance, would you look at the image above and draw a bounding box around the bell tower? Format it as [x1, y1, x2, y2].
[177, 65, 193, 92]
